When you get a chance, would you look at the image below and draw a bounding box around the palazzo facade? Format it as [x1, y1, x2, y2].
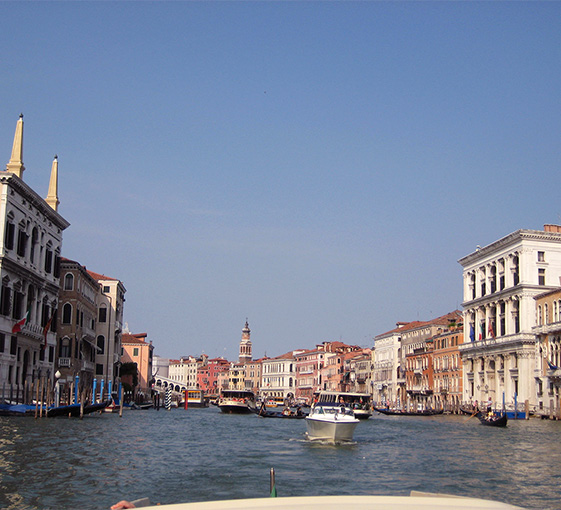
[459, 225, 561, 410]
[0, 116, 69, 399]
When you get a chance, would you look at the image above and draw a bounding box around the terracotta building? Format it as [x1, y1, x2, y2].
[121, 332, 153, 397]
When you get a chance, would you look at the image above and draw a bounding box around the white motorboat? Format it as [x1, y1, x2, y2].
[122, 494, 525, 510]
[314, 391, 373, 419]
[305, 401, 359, 442]
[217, 389, 257, 414]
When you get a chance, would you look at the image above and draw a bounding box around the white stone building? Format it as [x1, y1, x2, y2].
[169, 356, 206, 389]
[0, 115, 69, 399]
[261, 351, 298, 400]
[459, 225, 561, 410]
[373, 324, 407, 406]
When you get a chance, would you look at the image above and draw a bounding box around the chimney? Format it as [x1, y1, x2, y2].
[544, 224, 561, 233]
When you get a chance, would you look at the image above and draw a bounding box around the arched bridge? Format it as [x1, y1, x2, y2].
[152, 375, 188, 397]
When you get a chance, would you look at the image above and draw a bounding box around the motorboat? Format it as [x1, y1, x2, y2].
[114, 493, 525, 510]
[314, 391, 373, 419]
[217, 389, 257, 414]
[305, 401, 359, 442]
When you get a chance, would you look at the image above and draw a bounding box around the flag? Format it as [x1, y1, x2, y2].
[488, 323, 495, 339]
[479, 323, 484, 341]
[469, 325, 475, 342]
[12, 309, 30, 333]
[42, 315, 53, 350]
[547, 360, 559, 370]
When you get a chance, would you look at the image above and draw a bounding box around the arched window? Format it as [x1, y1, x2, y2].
[62, 303, 72, 324]
[64, 273, 74, 291]
[97, 335, 105, 355]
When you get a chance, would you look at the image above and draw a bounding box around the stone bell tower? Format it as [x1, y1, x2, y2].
[238, 319, 252, 364]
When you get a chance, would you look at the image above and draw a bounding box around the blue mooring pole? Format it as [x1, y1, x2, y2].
[74, 375, 79, 404]
[99, 379, 105, 402]
[92, 379, 97, 404]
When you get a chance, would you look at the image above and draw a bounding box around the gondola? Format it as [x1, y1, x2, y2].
[373, 407, 443, 416]
[257, 409, 306, 419]
[476, 411, 508, 427]
[47, 400, 111, 417]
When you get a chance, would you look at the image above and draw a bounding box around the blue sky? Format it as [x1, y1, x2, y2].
[2, 2, 561, 360]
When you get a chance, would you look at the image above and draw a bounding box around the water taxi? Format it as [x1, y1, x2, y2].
[314, 391, 373, 419]
[305, 400, 360, 442]
[217, 389, 257, 414]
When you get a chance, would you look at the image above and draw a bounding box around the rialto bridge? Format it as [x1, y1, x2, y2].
[152, 375, 188, 397]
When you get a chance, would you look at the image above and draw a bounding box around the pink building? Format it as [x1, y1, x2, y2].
[197, 357, 230, 397]
[121, 332, 154, 396]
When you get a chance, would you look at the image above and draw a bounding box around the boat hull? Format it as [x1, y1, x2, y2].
[305, 416, 359, 442]
[353, 409, 372, 419]
[218, 402, 255, 414]
[476, 412, 508, 427]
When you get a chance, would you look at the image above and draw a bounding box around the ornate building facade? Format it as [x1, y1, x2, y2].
[0, 116, 69, 399]
[459, 225, 561, 409]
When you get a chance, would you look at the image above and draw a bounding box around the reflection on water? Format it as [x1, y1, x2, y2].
[0, 410, 560, 510]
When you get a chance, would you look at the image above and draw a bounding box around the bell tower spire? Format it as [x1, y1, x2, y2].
[46, 155, 60, 211]
[6, 114, 25, 178]
[238, 319, 253, 364]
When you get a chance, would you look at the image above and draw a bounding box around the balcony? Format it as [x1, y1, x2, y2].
[58, 358, 71, 367]
[82, 360, 95, 372]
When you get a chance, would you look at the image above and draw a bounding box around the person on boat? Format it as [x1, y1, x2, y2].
[111, 501, 136, 509]
[486, 397, 492, 413]
[111, 498, 151, 509]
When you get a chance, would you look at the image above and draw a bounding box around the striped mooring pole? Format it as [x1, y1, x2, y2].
[165, 387, 172, 410]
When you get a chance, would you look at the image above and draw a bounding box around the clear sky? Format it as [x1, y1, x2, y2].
[2, 2, 561, 360]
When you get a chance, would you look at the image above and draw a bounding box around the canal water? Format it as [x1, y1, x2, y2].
[0, 408, 560, 510]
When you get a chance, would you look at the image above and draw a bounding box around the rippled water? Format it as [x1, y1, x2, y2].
[0, 409, 560, 510]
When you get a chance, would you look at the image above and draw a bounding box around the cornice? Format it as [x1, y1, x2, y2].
[0, 172, 70, 231]
[458, 229, 561, 267]
[462, 284, 557, 310]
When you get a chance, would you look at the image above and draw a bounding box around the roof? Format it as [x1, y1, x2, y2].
[122, 333, 148, 344]
[375, 311, 462, 339]
[87, 269, 119, 281]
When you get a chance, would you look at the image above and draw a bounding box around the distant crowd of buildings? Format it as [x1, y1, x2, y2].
[1, 116, 560, 418]
[151, 230, 561, 417]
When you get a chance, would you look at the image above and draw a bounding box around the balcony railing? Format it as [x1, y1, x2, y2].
[58, 358, 71, 367]
[82, 360, 95, 372]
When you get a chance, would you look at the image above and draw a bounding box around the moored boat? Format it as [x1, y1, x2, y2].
[0, 403, 37, 416]
[217, 389, 256, 414]
[373, 406, 444, 416]
[185, 390, 208, 408]
[305, 400, 360, 442]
